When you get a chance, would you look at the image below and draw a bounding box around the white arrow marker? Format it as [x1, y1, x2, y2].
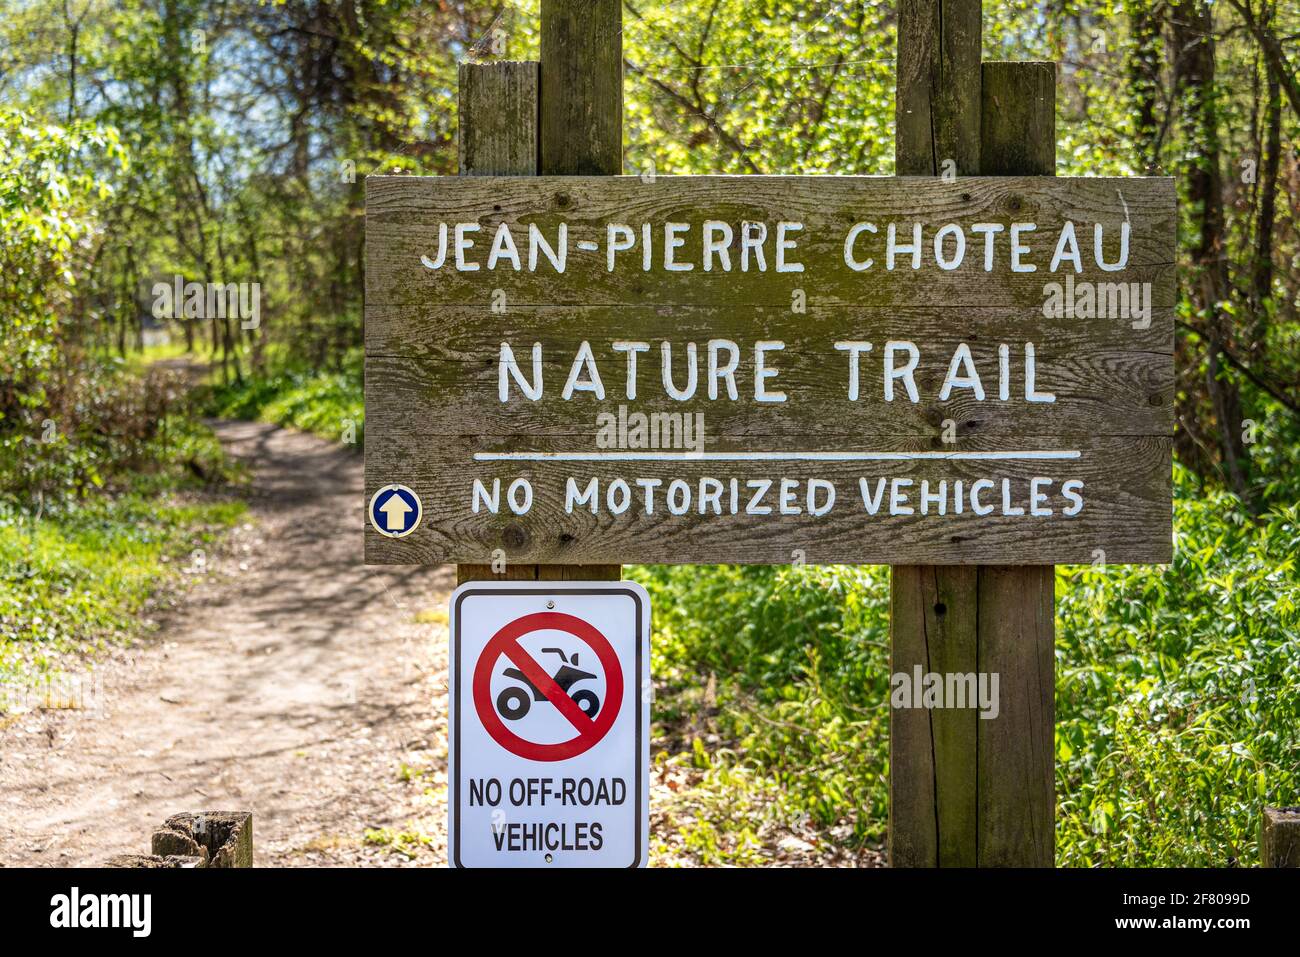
[378, 494, 413, 531]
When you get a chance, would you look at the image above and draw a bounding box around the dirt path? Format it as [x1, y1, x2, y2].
[0, 421, 453, 867]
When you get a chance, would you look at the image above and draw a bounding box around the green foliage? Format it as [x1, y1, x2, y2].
[620, 0, 898, 177]
[0, 343, 246, 702]
[637, 454, 1300, 866]
[0, 108, 125, 448]
[1055, 466, 1300, 866]
[363, 825, 436, 860]
[633, 563, 892, 860]
[0, 357, 221, 506]
[200, 351, 364, 446]
[0, 416, 245, 699]
[3, 0, 1299, 867]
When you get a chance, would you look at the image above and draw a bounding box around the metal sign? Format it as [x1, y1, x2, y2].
[449, 580, 650, 868]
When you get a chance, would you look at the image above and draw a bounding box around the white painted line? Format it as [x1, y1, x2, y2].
[473, 450, 1083, 462]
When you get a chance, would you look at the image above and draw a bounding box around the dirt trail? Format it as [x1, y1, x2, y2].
[0, 421, 452, 866]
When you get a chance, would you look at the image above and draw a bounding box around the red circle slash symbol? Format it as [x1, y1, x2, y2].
[472, 612, 623, 761]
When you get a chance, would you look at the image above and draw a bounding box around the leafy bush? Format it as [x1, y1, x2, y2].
[0, 110, 125, 413]
[633, 563, 892, 855]
[0, 357, 220, 507]
[0, 410, 246, 698]
[1055, 469, 1300, 866]
[0, 350, 246, 700]
[201, 352, 363, 445]
[637, 463, 1300, 867]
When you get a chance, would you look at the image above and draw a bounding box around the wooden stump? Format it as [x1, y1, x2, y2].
[105, 810, 252, 868]
[1262, 806, 1300, 867]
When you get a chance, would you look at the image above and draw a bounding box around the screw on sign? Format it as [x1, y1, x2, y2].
[449, 582, 650, 868]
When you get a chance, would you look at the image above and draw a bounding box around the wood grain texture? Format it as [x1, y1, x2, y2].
[364, 173, 1174, 565]
[456, 562, 621, 584]
[368, 303, 1174, 363]
[364, 175, 1175, 312]
[365, 347, 1172, 437]
[458, 62, 539, 177]
[976, 563, 1054, 866]
[540, 0, 622, 175]
[453, 62, 559, 585]
[449, 4, 621, 584]
[890, 59, 1062, 868]
[896, 0, 982, 176]
[973, 60, 1059, 869]
[982, 61, 1056, 177]
[535, 0, 620, 580]
[1261, 807, 1300, 867]
[367, 434, 1169, 565]
[889, 566, 979, 866]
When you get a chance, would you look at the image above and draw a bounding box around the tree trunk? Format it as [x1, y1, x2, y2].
[1250, 57, 1281, 357]
[1171, 0, 1250, 505]
[1125, 0, 1164, 174]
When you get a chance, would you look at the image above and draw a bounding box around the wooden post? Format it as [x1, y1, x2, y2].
[540, 0, 623, 176]
[454, 1, 621, 587]
[973, 60, 1057, 868]
[889, 0, 1057, 867]
[458, 61, 540, 178]
[1262, 807, 1300, 867]
[105, 810, 253, 867]
[895, 0, 981, 177]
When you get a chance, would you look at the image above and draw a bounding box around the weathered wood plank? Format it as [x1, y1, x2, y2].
[890, 51, 1063, 867]
[535, 0, 621, 582]
[539, 0, 622, 176]
[971, 59, 1059, 869]
[458, 62, 540, 177]
[981, 61, 1055, 177]
[450, 61, 547, 588]
[896, 0, 981, 176]
[364, 175, 1176, 313]
[364, 168, 1173, 566]
[976, 563, 1054, 865]
[443, 7, 624, 588]
[367, 303, 1176, 363]
[365, 431, 1171, 565]
[888, 566, 938, 866]
[889, 566, 979, 866]
[364, 346, 1173, 438]
[455, 562, 621, 584]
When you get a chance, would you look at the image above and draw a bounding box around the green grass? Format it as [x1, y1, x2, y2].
[632, 463, 1300, 867]
[111, 338, 196, 376]
[362, 825, 437, 860]
[0, 413, 247, 708]
[201, 351, 363, 446]
[632, 563, 892, 865]
[1054, 484, 1300, 866]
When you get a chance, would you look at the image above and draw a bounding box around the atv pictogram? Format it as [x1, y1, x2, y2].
[496, 648, 601, 721]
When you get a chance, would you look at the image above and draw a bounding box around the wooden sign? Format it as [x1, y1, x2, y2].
[365, 175, 1174, 566]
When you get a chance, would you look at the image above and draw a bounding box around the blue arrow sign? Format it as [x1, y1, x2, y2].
[369, 484, 422, 538]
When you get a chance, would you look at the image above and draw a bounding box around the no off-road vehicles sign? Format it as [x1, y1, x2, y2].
[449, 581, 650, 867]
